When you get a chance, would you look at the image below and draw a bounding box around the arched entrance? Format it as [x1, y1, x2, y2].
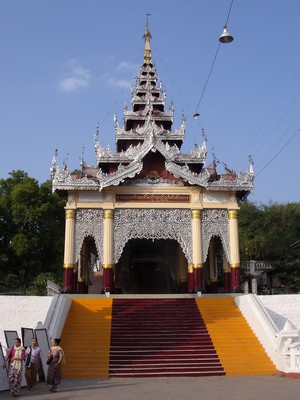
[203, 236, 230, 293]
[115, 239, 187, 294]
[77, 236, 101, 294]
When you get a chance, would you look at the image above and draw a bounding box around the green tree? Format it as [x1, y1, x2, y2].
[0, 171, 65, 292]
[239, 201, 300, 292]
[26, 272, 60, 296]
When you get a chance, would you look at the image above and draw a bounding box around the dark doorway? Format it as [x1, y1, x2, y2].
[115, 239, 181, 294]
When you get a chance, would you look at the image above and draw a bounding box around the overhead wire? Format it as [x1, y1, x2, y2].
[193, 0, 234, 116]
[194, 43, 221, 116]
[255, 95, 300, 169]
[237, 66, 300, 169]
[255, 129, 300, 177]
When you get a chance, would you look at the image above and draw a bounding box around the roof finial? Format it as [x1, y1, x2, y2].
[146, 12, 150, 29]
[80, 143, 85, 168]
[143, 13, 152, 64]
[94, 121, 100, 142]
[50, 147, 58, 179]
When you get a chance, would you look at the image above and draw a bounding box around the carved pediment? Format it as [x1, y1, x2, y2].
[166, 161, 210, 186]
[97, 161, 143, 190]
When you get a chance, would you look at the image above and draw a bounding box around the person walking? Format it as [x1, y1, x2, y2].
[25, 337, 41, 391]
[2, 337, 25, 397]
[46, 338, 65, 393]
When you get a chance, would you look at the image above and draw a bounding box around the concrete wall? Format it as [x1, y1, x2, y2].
[0, 296, 54, 348]
[258, 295, 300, 331]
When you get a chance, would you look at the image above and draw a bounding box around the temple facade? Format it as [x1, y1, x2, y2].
[51, 22, 254, 295]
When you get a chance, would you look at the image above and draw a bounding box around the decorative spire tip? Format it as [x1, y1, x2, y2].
[143, 13, 152, 64]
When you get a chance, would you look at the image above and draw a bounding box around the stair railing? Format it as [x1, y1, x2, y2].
[252, 295, 279, 335]
[254, 295, 300, 372]
[44, 294, 61, 334]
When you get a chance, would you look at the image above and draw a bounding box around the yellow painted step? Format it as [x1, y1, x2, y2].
[61, 298, 112, 378]
[196, 298, 277, 376]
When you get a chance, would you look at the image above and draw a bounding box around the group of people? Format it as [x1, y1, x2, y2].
[2, 337, 64, 397]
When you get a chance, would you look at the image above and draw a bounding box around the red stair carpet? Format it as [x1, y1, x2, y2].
[109, 298, 225, 377]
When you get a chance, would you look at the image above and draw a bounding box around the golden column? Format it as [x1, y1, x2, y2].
[63, 208, 76, 292]
[103, 209, 114, 292]
[192, 209, 203, 292]
[228, 209, 241, 291]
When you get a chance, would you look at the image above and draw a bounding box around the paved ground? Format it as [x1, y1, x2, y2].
[0, 375, 300, 400]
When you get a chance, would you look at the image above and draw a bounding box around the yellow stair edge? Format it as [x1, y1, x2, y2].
[61, 298, 113, 378]
[195, 298, 277, 376]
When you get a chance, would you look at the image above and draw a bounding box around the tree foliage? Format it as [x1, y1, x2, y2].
[0, 171, 65, 293]
[239, 201, 300, 292]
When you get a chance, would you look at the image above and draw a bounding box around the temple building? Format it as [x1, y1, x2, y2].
[51, 21, 254, 295]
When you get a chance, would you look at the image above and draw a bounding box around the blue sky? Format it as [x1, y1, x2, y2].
[1, 0, 300, 204]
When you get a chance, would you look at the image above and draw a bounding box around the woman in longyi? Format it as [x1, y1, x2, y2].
[2, 337, 25, 397]
[46, 338, 65, 393]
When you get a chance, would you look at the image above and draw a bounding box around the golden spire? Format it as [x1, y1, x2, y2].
[143, 13, 152, 64]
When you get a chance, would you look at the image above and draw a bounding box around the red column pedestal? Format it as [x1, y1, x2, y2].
[77, 281, 86, 294]
[230, 267, 241, 292]
[72, 270, 77, 293]
[103, 268, 113, 292]
[223, 270, 231, 293]
[63, 268, 74, 293]
[194, 267, 203, 292]
[188, 269, 194, 293]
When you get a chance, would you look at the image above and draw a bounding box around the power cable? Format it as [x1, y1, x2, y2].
[193, 43, 221, 116]
[255, 129, 299, 177]
[241, 66, 300, 161]
[193, 0, 234, 117]
[255, 107, 300, 169]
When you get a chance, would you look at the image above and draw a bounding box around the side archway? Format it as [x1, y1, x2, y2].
[77, 235, 101, 294]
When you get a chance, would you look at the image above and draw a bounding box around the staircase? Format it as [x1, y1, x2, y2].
[109, 298, 224, 377]
[196, 297, 277, 375]
[60, 297, 112, 378]
[60, 296, 277, 378]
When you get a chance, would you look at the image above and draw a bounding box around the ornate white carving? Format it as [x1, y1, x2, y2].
[113, 209, 192, 264]
[189, 141, 207, 159]
[52, 168, 100, 192]
[192, 190, 201, 203]
[203, 193, 227, 204]
[201, 209, 230, 263]
[94, 142, 113, 159]
[68, 193, 76, 202]
[166, 162, 210, 186]
[75, 209, 104, 264]
[97, 161, 143, 190]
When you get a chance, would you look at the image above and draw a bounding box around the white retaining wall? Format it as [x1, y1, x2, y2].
[236, 294, 300, 373]
[0, 296, 54, 348]
[258, 295, 300, 332]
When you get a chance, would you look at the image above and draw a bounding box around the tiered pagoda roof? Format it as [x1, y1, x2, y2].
[51, 21, 254, 199]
